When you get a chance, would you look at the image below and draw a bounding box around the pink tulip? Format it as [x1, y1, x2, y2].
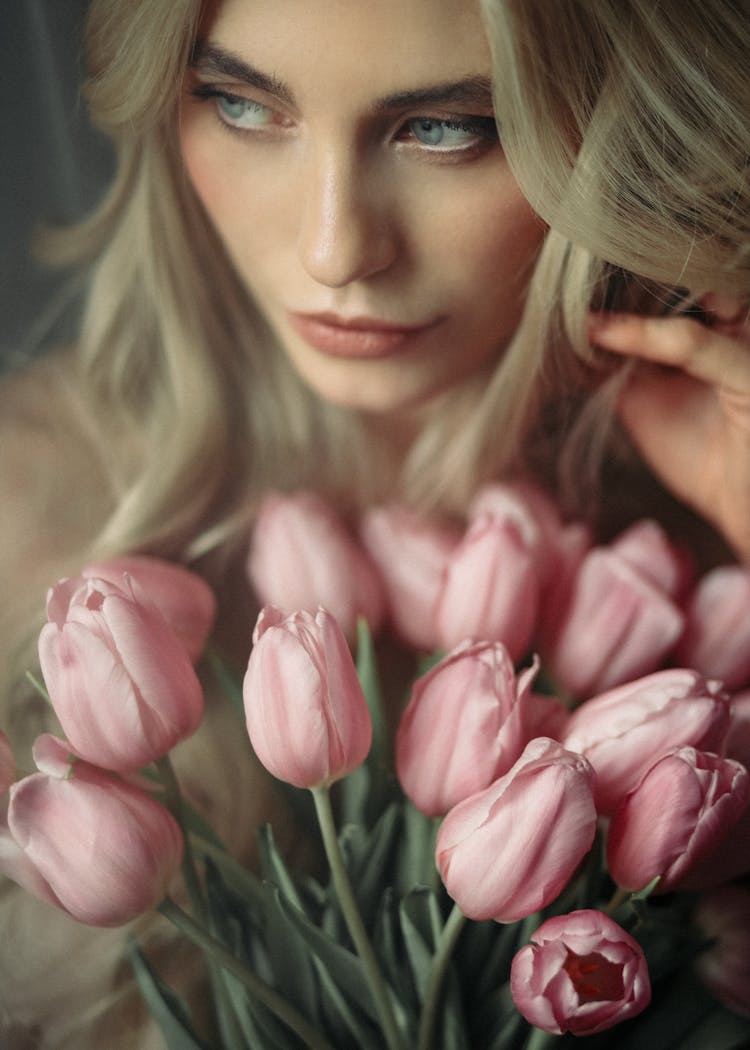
[543, 546, 685, 699]
[244, 606, 372, 789]
[38, 575, 205, 772]
[609, 519, 693, 598]
[82, 555, 217, 663]
[436, 738, 597, 922]
[434, 511, 540, 659]
[510, 910, 651, 1035]
[524, 692, 570, 741]
[694, 886, 750, 1018]
[607, 748, 750, 892]
[0, 731, 13, 796]
[396, 642, 538, 816]
[247, 491, 385, 641]
[360, 505, 461, 651]
[727, 691, 750, 770]
[562, 669, 730, 814]
[1, 734, 183, 926]
[469, 479, 591, 594]
[675, 566, 750, 691]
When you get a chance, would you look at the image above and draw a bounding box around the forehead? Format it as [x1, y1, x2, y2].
[200, 0, 492, 96]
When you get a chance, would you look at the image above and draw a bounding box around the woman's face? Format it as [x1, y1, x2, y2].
[180, 0, 544, 414]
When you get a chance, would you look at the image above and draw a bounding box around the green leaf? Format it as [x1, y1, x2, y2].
[399, 889, 443, 1002]
[270, 884, 383, 1025]
[393, 803, 438, 895]
[129, 942, 213, 1050]
[260, 879, 322, 1023]
[313, 957, 384, 1050]
[258, 823, 309, 914]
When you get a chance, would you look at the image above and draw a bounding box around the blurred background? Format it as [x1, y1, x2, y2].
[1, 1, 113, 368]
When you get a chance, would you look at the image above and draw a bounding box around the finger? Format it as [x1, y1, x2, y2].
[588, 312, 750, 393]
[700, 292, 750, 325]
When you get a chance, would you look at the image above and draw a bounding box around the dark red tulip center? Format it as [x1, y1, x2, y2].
[564, 950, 625, 1004]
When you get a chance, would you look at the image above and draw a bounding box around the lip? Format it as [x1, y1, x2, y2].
[288, 311, 440, 360]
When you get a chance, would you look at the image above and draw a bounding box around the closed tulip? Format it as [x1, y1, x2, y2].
[543, 546, 685, 699]
[510, 910, 651, 1035]
[38, 575, 205, 772]
[609, 518, 693, 598]
[82, 555, 217, 663]
[244, 606, 372, 789]
[396, 642, 538, 816]
[2, 734, 183, 927]
[607, 748, 750, 892]
[562, 669, 730, 814]
[360, 505, 460, 651]
[436, 738, 597, 922]
[675, 566, 750, 691]
[247, 490, 385, 640]
[694, 886, 750, 1018]
[434, 511, 540, 659]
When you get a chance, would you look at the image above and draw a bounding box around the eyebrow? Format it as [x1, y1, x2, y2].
[190, 41, 494, 113]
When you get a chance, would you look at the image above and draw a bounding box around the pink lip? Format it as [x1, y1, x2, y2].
[288, 312, 440, 359]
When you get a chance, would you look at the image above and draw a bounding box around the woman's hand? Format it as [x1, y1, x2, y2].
[588, 295, 750, 562]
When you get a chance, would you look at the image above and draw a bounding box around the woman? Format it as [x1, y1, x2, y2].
[1, 0, 748, 1044]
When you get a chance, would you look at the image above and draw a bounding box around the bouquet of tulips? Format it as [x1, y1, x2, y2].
[2, 482, 750, 1049]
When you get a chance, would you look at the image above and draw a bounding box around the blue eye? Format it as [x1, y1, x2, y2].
[215, 95, 273, 130]
[406, 116, 497, 151]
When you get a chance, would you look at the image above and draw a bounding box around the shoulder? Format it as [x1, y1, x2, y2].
[0, 351, 112, 684]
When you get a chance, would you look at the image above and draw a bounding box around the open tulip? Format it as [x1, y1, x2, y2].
[562, 669, 730, 814]
[510, 910, 651, 1035]
[244, 606, 372, 789]
[543, 545, 685, 699]
[1, 734, 183, 927]
[436, 738, 596, 922]
[38, 575, 205, 772]
[674, 566, 750, 691]
[360, 504, 460, 651]
[246, 490, 385, 641]
[694, 886, 750, 1018]
[396, 642, 538, 816]
[607, 747, 750, 892]
[434, 510, 540, 659]
[82, 555, 217, 663]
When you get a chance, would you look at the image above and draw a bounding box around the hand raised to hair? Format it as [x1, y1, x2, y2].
[588, 294, 750, 562]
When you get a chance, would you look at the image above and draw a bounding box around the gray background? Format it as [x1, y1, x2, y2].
[1, 1, 113, 366]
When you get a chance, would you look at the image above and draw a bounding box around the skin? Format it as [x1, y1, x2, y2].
[179, 0, 544, 416]
[179, 0, 750, 560]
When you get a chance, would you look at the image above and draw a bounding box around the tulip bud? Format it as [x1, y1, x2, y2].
[436, 738, 596, 922]
[1, 735, 183, 927]
[360, 505, 460, 651]
[396, 642, 538, 816]
[510, 910, 651, 1035]
[675, 566, 750, 691]
[247, 491, 385, 641]
[543, 546, 685, 699]
[609, 519, 693, 598]
[244, 606, 372, 789]
[562, 669, 730, 814]
[607, 748, 750, 892]
[434, 511, 540, 659]
[694, 886, 750, 1018]
[82, 555, 217, 663]
[38, 575, 205, 772]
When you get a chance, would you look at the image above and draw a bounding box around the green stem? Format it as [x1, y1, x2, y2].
[605, 885, 629, 916]
[158, 897, 336, 1050]
[156, 755, 205, 920]
[311, 786, 406, 1050]
[418, 902, 467, 1050]
[524, 1025, 561, 1050]
[25, 670, 51, 704]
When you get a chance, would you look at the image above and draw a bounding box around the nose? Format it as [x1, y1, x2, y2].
[297, 146, 398, 287]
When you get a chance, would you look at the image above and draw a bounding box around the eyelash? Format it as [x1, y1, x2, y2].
[189, 84, 499, 156]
